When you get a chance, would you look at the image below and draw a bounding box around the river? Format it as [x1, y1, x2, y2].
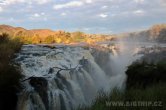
[15, 41, 166, 110]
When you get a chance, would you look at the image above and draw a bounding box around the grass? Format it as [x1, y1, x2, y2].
[0, 33, 23, 110]
[78, 84, 166, 110]
[78, 60, 166, 110]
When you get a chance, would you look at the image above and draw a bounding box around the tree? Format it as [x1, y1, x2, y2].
[45, 36, 55, 43]
[71, 31, 84, 42]
[32, 35, 41, 44]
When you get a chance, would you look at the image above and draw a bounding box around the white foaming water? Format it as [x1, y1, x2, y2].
[108, 41, 143, 89]
[15, 43, 144, 110]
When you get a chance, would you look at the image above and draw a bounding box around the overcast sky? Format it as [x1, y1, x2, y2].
[0, 0, 166, 34]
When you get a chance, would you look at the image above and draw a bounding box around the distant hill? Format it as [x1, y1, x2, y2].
[0, 25, 114, 44]
[1, 24, 165, 44]
[119, 24, 166, 43]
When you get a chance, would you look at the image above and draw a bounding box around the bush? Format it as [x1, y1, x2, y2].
[126, 61, 166, 89]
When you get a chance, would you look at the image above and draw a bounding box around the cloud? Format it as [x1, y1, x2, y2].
[53, 1, 84, 10]
[80, 0, 98, 4]
[33, 13, 40, 17]
[36, 0, 50, 4]
[101, 5, 108, 9]
[53, 0, 99, 10]
[134, 0, 145, 3]
[84, 0, 93, 4]
[99, 13, 108, 18]
[0, 0, 25, 5]
[0, 7, 3, 12]
[0, 0, 166, 33]
[31, 12, 46, 17]
[61, 12, 67, 16]
[29, 12, 47, 21]
[0, 0, 50, 6]
[41, 12, 45, 15]
[133, 10, 145, 15]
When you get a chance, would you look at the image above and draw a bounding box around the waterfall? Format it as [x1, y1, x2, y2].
[17, 91, 46, 110]
[15, 43, 141, 110]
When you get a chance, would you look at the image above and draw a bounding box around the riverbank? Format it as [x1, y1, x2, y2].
[0, 33, 23, 110]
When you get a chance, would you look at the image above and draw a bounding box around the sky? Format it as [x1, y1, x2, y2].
[0, 0, 166, 34]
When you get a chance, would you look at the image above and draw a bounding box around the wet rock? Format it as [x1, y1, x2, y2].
[31, 53, 42, 56]
[79, 57, 89, 66]
[43, 45, 56, 49]
[79, 57, 91, 73]
[48, 68, 54, 74]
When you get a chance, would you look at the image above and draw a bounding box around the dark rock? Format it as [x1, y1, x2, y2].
[43, 45, 56, 49]
[48, 68, 54, 74]
[79, 57, 89, 66]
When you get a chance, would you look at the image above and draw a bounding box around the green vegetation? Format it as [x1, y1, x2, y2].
[0, 33, 22, 110]
[79, 60, 166, 110]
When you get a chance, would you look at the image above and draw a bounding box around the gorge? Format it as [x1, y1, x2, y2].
[14, 41, 166, 110]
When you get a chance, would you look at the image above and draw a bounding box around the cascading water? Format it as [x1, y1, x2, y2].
[15, 42, 143, 110]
